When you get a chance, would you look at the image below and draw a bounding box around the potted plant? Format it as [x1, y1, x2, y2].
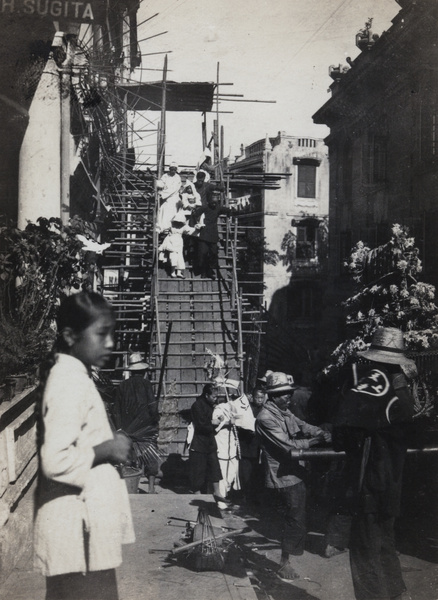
[0, 216, 90, 389]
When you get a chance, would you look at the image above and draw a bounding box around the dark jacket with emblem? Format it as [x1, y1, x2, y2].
[333, 364, 414, 516]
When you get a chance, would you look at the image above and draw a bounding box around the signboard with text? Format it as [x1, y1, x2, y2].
[0, 0, 106, 23]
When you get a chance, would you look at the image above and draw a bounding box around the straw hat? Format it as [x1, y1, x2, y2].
[125, 352, 149, 370]
[171, 212, 187, 225]
[357, 327, 416, 368]
[265, 372, 296, 395]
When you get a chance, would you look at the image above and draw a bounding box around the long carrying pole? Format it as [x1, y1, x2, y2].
[289, 445, 438, 460]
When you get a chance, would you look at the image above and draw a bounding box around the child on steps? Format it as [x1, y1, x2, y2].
[158, 212, 198, 278]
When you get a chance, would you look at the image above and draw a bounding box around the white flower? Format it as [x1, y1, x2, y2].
[397, 260, 408, 271]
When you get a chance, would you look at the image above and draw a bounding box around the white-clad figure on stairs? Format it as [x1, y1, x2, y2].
[156, 162, 182, 232]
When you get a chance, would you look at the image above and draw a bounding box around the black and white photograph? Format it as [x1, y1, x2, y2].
[0, 1, 437, 599]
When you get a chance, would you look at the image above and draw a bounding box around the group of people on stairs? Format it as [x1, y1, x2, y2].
[156, 157, 238, 279]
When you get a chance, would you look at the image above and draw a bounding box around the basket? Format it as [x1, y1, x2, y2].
[120, 465, 142, 494]
[185, 508, 225, 572]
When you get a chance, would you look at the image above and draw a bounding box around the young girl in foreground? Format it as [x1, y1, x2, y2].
[34, 291, 135, 600]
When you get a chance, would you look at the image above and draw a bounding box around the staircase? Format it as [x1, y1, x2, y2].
[152, 216, 243, 459]
[99, 178, 244, 463]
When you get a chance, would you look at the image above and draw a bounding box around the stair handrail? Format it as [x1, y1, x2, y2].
[228, 215, 244, 387]
[150, 182, 166, 401]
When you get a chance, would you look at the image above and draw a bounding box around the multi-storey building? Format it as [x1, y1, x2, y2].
[313, 0, 438, 290]
[227, 131, 329, 381]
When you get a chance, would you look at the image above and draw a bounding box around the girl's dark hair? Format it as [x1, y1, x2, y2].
[55, 291, 114, 352]
[36, 291, 114, 453]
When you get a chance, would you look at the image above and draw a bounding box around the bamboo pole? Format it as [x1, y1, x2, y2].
[289, 446, 438, 460]
[171, 527, 250, 555]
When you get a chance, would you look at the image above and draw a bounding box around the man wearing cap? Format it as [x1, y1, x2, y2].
[112, 353, 160, 494]
[256, 371, 331, 580]
[333, 327, 415, 600]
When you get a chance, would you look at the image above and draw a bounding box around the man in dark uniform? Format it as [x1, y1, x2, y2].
[333, 327, 416, 600]
[189, 383, 224, 502]
[193, 192, 233, 279]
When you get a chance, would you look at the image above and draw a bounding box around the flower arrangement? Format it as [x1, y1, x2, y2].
[322, 224, 438, 419]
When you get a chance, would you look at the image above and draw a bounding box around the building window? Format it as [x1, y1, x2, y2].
[363, 135, 387, 183]
[298, 139, 316, 148]
[296, 225, 316, 259]
[297, 164, 316, 198]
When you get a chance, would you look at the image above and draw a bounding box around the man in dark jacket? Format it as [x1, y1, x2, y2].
[189, 383, 224, 500]
[256, 372, 331, 580]
[333, 327, 416, 600]
[193, 192, 233, 279]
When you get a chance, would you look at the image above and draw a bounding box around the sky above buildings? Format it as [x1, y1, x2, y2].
[132, 0, 399, 167]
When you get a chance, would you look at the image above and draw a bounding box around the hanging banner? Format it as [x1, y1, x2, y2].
[229, 195, 251, 209]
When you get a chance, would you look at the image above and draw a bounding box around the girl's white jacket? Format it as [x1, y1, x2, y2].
[34, 354, 135, 576]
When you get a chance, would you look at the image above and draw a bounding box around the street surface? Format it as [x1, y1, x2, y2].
[1, 475, 438, 600]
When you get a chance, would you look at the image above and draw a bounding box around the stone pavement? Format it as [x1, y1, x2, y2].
[1, 481, 438, 600]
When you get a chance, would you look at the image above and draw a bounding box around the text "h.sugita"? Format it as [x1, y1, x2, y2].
[1, 0, 94, 19]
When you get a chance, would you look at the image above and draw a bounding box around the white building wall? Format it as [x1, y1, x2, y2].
[262, 132, 329, 306]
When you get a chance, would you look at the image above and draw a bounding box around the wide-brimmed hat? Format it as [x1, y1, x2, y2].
[266, 371, 296, 395]
[357, 327, 416, 368]
[171, 212, 187, 224]
[124, 352, 149, 370]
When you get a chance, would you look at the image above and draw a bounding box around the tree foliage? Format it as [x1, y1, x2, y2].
[0, 217, 90, 380]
